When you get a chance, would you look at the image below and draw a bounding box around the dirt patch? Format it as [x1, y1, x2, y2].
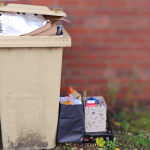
[7, 131, 48, 150]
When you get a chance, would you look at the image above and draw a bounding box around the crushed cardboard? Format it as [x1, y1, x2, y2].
[71, 90, 82, 101]
[23, 20, 58, 36]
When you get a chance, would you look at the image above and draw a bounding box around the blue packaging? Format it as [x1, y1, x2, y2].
[57, 24, 63, 35]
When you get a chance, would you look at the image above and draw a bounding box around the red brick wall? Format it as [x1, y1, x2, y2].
[1, 0, 150, 104]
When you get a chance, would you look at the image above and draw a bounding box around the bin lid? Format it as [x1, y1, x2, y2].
[0, 4, 71, 47]
[0, 3, 67, 17]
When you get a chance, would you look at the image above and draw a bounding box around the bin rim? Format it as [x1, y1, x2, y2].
[0, 26, 71, 47]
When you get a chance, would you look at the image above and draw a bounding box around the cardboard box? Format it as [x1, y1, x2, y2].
[85, 96, 107, 132]
[23, 20, 58, 36]
[0, 3, 71, 150]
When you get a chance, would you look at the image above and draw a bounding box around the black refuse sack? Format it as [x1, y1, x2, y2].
[57, 103, 84, 143]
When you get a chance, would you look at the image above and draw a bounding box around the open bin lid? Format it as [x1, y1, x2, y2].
[0, 3, 67, 17]
[0, 3, 71, 47]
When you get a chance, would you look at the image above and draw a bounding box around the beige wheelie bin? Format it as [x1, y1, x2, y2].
[0, 3, 71, 150]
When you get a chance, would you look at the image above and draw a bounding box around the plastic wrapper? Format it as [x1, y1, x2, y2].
[0, 12, 45, 36]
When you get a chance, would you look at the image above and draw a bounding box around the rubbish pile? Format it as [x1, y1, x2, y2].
[57, 87, 108, 143]
[0, 4, 65, 36]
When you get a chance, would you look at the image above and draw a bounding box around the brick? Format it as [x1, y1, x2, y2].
[119, 87, 128, 93]
[145, 87, 150, 92]
[76, 86, 98, 92]
[116, 70, 124, 77]
[140, 12, 150, 16]
[137, 64, 150, 68]
[63, 54, 78, 59]
[65, 79, 86, 85]
[60, 86, 69, 92]
[83, 38, 100, 43]
[69, 10, 93, 16]
[79, 1, 103, 6]
[115, 30, 135, 34]
[119, 78, 130, 83]
[123, 21, 132, 25]
[101, 55, 120, 59]
[128, 38, 146, 43]
[58, 0, 78, 6]
[72, 37, 79, 43]
[126, 70, 134, 76]
[105, 1, 126, 6]
[135, 79, 150, 83]
[75, 19, 85, 25]
[124, 55, 144, 60]
[130, 2, 150, 6]
[99, 87, 107, 92]
[61, 70, 69, 76]
[95, 71, 103, 76]
[92, 63, 108, 68]
[81, 54, 97, 59]
[66, 63, 87, 68]
[112, 20, 120, 25]
[138, 94, 149, 100]
[71, 46, 88, 51]
[61, 79, 64, 85]
[67, 28, 89, 34]
[93, 29, 110, 34]
[96, 11, 112, 16]
[84, 71, 92, 76]
[72, 70, 80, 76]
[91, 46, 111, 51]
[139, 30, 150, 34]
[116, 94, 126, 100]
[89, 79, 107, 84]
[63, 47, 68, 51]
[31, 0, 55, 5]
[116, 11, 135, 16]
[115, 47, 133, 51]
[104, 38, 123, 42]
[138, 47, 150, 51]
[111, 63, 131, 69]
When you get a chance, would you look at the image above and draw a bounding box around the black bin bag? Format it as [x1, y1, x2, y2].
[57, 103, 84, 143]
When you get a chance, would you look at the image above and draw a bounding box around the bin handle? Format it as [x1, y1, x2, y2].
[53, 8, 63, 13]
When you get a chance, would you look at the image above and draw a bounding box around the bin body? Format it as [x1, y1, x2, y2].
[0, 4, 71, 150]
[0, 47, 63, 149]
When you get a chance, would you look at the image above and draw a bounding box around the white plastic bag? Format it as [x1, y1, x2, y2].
[0, 12, 45, 36]
[59, 94, 82, 105]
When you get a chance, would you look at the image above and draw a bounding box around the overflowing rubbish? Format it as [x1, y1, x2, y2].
[60, 87, 82, 105]
[58, 88, 108, 142]
[0, 7, 65, 36]
[84, 96, 107, 132]
[60, 94, 82, 105]
[86, 96, 105, 107]
[57, 87, 84, 143]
